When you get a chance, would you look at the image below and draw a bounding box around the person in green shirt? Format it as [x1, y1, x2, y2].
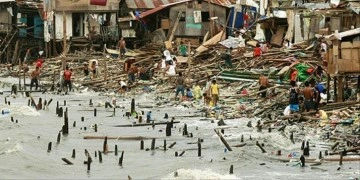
[178, 41, 188, 57]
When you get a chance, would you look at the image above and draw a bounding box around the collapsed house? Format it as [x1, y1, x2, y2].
[0, 0, 44, 64]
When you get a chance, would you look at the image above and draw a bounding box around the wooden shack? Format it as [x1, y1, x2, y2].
[327, 28, 360, 102]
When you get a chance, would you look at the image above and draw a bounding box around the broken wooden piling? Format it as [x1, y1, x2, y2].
[256, 141, 266, 153]
[47, 142, 52, 152]
[140, 140, 144, 150]
[151, 138, 156, 150]
[119, 151, 124, 166]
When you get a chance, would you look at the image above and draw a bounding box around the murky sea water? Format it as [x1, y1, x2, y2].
[0, 78, 359, 179]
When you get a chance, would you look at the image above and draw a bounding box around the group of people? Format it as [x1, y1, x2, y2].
[174, 74, 220, 106]
[285, 79, 326, 115]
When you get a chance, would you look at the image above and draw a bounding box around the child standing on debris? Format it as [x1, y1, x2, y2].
[118, 79, 127, 94]
[118, 37, 126, 59]
[210, 80, 220, 106]
[165, 61, 176, 82]
[186, 88, 193, 101]
[63, 66, 72, 93]
[175, 72, 185, 100]
[30, 67, 40, 91]
[91, 61, 98, 79]
[258, 73, 269, 98]
[253, 43, 262, 57]
[203, 93, 212, 106]
[289, 81, 300, 113]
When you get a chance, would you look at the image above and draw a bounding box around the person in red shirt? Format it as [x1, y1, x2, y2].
[253, 43, 262, 57]
[36, 56, 44, 69]
[63, 66, 72, 93]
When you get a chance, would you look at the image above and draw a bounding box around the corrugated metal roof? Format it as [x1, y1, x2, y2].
[125, 0, 235, 9]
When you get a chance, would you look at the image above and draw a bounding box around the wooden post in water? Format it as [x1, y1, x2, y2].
[131, 98, 135, 114]
[229, 165, 234, 174]
[73, 121, 76, 127]
[300, 155, 305, 167]
[168, 142, 176, 148]
[98, 151, 102, 163]
[339, 152, 343, 166]
[5, 97, 7, 104]
[115, 145, 118, 156]
[241, 134, 244, 142]
[94, 108, 97, 117]
[318, 151, 322, 159]
[47, 142, 52, 152]
[175, 151, 178, 157]
[94, 124, 98, 132]
[72, 149, 75, 158]
[166, 123, 171, 136]
[94, 151, 97, 158]
[81, 117, 84, 122]
[87, 156, 91, 171]
[119, 151, 124, 166]
[151, 138, 156, 150]
[164, 140, 167, 151]
[56, 101, 59, 115]
[64, 100, 66, 106]
[28, 99, 30, 106]
[103, 136, 108, 153]
[183, 124, 188, 136]
[197, 142, 201, 157]
[140, 140, 144, 150]
[63, 110, 69, 135]
[57, 133, 61, 143]
[89, 99, 93, 106]
[179, 151, 185, 156]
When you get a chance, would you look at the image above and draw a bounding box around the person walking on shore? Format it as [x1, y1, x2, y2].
[258, 73, 269, 98]
[175, 72, 185, 100]
[63, 66, 72, 94]
[30, 67, 40, 91]
[210, 80, 220, 106]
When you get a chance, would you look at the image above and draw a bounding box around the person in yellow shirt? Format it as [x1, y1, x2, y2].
[210, 80, 219, 106]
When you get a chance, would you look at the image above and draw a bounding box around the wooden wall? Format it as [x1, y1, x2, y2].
[169, 2, 227, 37]
[328, 40, 360, 74]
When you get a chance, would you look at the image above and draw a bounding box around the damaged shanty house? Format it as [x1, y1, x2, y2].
[255, 0, 360, 47]
[0, 0, 44, 64]
[118, 0, 236, 48]
[43, 0, 120, 56]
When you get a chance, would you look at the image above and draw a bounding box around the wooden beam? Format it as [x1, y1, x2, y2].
[63, 11, 67, 56]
